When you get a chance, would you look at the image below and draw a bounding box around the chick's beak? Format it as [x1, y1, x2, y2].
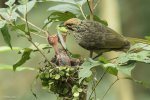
[59, 22, 74, 32]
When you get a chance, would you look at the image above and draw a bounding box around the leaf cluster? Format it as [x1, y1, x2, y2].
[39, 66, 85, 99]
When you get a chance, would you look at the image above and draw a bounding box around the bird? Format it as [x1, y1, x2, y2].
[61, 18, 131, 58]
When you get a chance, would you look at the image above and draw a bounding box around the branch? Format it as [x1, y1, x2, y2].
[89, 0, 94, 20]
[24, 4, 53, 67]
[29, 40, 53, 66]
[30, 32, 47, 38]
[87, 0, 93, 19]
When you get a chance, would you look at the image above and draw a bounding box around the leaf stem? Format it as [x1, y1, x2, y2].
[25, 4, 30, 34]
[101, 78, 119, 100]
[88, 67, 109, 99]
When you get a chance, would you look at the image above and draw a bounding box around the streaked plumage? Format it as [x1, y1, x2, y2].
[64, 18, 130, 52]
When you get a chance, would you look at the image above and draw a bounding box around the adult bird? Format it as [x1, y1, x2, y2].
[60, 18, 131, 58]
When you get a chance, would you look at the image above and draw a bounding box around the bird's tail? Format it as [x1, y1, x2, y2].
[126, 37, 150, 44]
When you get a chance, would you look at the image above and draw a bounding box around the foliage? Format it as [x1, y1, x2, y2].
[0, 0, 150, 100]
[39, 66, 85, 99]
[1, 25, 12, 49]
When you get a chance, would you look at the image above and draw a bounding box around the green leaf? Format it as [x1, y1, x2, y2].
[117, 63, 136, 76]
[129, 43, 150, 51]
[18, 0, 29, 4]
[13, 48, 33, 71]
[73, 92, 79, 97]
[87, 15, 108, 26]
[17, 0, 36, 15]
[41, 0, 87, 6]
[0, 64, 35, 71]
[76, 0, 87, 6]
[48, 4, 80, 15]
[79, 59, 102, 83]
[72, 85, 79, 93]
[12, 24, 26, 32]
[0, 20, 6, 28]
[0, 46, 22, 53]
[123, 77, 149, 88]
[5, 0, 16, 6]
[0, 8, 18, 21]
[77, 88, 82, 92]
[103, 63, 118, 76]
[55, 74, 60, 80]
[42, 0, 76, 4]
[1, 25, 12, 49]
[98, 56, 109, 63]
[48, 11, 76, 22]
[12, 24, 38, 33]
[117, 51, 150, 64]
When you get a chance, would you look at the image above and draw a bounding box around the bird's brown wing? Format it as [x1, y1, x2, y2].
[100, 27, 129, 49]
[71, 20, 129, 50]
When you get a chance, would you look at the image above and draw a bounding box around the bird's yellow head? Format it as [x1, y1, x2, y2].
[64, 18, 81, 28]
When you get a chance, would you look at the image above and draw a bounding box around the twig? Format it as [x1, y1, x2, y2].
[29, 40, 53, 66]
[30, 75, 39, 99]
[101, 78, 119, 100]
[92, 80, 97, 100]
[30, 32, 47, 38]
[25, 4, 30, 34]
[24, 4, 53, 67]
[87, 0, 93, 18]
[88, 67, 109, 99]
[89, 0, 94, 20]
[19, 16, 48, 37]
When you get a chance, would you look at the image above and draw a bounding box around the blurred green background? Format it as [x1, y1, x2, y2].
[0, 0, 150, 100]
